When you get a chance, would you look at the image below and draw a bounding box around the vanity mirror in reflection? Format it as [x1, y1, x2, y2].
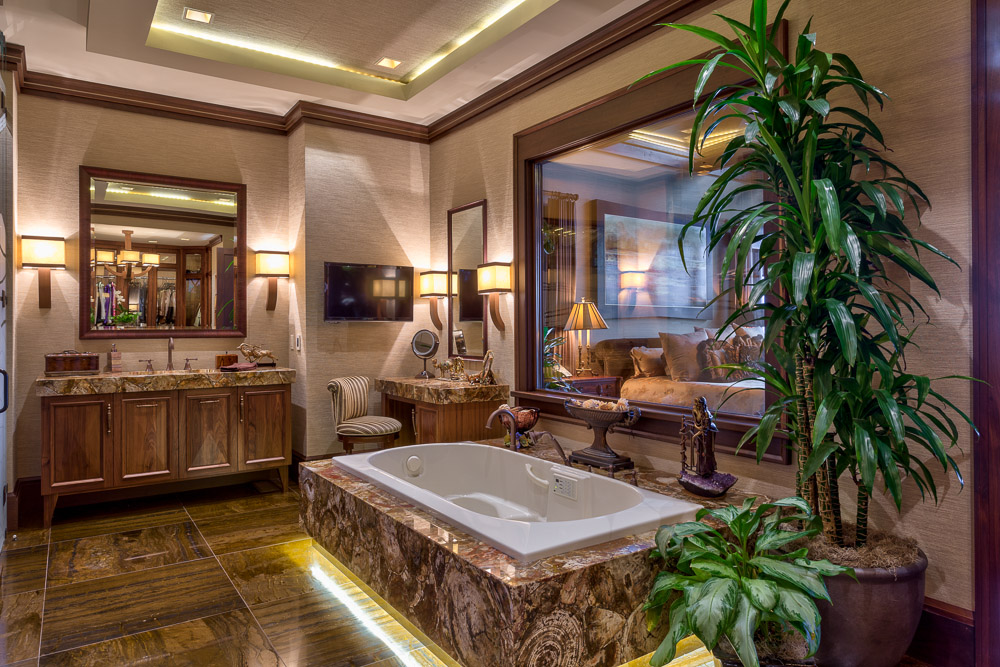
[80, 166, 247, 338]
[411, 329, 439, 378]
[447, 200, 487, 359]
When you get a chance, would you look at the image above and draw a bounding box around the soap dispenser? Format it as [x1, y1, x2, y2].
[107, 343, 122, 373]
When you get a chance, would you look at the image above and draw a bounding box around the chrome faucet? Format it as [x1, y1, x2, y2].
[486, 407, 519, 449]
[166, 337, 175, 371]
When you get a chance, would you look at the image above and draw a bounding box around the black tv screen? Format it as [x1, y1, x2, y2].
[324, 263, 414, 321]
[458, 268, 484, 322]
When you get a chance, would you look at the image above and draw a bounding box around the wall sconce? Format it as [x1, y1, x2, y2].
[620, 270, 646, 290]
[21, 236, 66, 309]
[256, 251, 290, 311]
[477, 262, 512, 332]
[419, 270, 456, 330]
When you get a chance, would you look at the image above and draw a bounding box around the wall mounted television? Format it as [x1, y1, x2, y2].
[324, 262, 414, 321]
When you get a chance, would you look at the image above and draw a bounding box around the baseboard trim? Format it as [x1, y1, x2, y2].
[7, 477, 41, 531]
[907, 597, 974, 666]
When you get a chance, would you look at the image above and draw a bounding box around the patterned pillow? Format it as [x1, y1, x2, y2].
[697, 337, 762, 382]
[630, 347, 667, 378]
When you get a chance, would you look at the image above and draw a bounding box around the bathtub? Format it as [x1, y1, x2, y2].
[332, 442, 701, 562]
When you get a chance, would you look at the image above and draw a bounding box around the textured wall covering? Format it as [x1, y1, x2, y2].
[300, 124, 432, 458]
[14, 95, 291, 479]
[429, 0, 974, 609]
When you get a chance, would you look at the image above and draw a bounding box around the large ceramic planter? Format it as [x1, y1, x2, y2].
[815, 549, 928, 667]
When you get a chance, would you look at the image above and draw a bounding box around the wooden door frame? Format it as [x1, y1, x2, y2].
[973, 0, 1000, 663]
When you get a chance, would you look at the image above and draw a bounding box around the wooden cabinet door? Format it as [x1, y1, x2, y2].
[116, 391, 177, 486]
[414, 405, 438, 444]
[238, 385, 290, 471]
[180, 388, 237, 478]
[41, 395, 113, 494]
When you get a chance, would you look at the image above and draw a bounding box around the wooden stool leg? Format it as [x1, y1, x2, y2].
[278, 466, 289, 493]
[43, 494, 59, 528]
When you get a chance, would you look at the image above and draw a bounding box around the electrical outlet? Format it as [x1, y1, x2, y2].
[552, 473, 577, 500]
[295, 334, 302, 351]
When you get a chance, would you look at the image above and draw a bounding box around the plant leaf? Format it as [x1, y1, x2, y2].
[826, 299, 858, 366]
[650, 596, 689, 667]
[743, 578, 778, 610]
[749, 557, 830, 601]
[792, 252, 815, 304]
[686, 578, 739, 648]
[727, 594, 761, 667]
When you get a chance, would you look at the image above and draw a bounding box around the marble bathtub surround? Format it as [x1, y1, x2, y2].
[375, 376, 509, 404]
[300, 440, 760, 667]
[34, 366, 296, 396]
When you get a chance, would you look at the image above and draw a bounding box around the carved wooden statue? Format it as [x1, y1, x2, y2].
[238, 342, 278, 365]
[678, 396, 736, 497]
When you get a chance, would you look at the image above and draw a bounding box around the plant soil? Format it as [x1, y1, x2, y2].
[802, 523, 920, 569]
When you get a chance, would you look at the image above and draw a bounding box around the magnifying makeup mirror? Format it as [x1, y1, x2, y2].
[412, 329, 439, 379]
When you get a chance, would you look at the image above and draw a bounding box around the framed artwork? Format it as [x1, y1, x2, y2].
[591, 200, 715, 320]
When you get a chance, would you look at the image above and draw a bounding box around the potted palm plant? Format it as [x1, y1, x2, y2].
[641, 0, 975, 664]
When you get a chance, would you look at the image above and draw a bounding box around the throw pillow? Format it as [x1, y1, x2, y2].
[659, 329, 709, 381]
[630, 346, 667, 378]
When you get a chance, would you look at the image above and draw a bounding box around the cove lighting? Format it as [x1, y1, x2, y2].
[183, 7, 214, 24]
[150, 23, 405, 84]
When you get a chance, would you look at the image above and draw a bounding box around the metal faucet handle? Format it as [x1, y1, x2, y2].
[139, 359, 154, 372]
[183, 358, 198, 371]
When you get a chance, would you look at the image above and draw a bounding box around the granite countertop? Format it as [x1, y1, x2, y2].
[375, 377, 509, 404]
[302, 437, 765, 587]
[35, 367, 296, 396]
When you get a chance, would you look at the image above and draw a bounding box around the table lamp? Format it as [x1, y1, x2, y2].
[563, 299, 608, 376]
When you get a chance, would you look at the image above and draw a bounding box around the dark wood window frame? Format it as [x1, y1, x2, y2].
[79, 165, 247, 339]
[512, 28, 790, 464]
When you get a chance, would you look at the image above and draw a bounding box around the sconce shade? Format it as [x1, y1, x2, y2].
[118, 249, 141, 265]
[372, 278, 406, 298]
[141, 253, 160, 267]
[419, 271, 456, 298]
[477, 262, 512, 294]
[21, 236, 66, 269]
[94, 249, 116, 265]
[564, 299, 608, 331]
[256, 251, 290, 277]
[620, 270, 646, 290]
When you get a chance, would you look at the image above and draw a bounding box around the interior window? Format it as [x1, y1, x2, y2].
[535, 108, 765, 417]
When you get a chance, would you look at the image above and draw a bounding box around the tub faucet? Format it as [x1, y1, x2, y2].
[166, 337, 175, 371]
[485, 407, 519, 449]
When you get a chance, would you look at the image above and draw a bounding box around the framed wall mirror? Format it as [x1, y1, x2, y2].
[447, 200, 487, 359]
[79, 166, 247, 339]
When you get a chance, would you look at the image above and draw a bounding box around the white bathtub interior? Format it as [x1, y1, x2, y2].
[333, 442, 701, 562]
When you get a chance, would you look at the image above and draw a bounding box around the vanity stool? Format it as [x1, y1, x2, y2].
[328, 376, 401, 454]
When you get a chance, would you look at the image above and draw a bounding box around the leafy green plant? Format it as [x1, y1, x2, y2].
[644, 0, 975, 547]
[110, 310, 139, 327]
[542, 326, 580, 392]
[646, 497, 852, 667]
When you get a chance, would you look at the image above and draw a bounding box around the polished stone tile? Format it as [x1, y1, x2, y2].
[47, 521, 212, 588]
[4, 527, 49, 551]
[184, 487, 300, 522]
[0, 589, 44, 664]
[218, 538, 327, 606]
[39, 608, 280, 667]
[50, 501, 189, 543]
[40, 557, 244, 655]
[0, 544, 48, 596]
[252, 582, 425, 667]
[369, 647, 450, 667]
[192, 504, 306, 555]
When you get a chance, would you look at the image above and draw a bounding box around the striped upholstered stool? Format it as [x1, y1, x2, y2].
[327, 376, 402, 455]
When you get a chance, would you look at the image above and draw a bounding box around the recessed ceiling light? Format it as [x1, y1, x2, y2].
[181, 237, 191, 241]
[376, 57, 402, 69]
[148, 240, 158, 243]
[183, 7, 213, 24]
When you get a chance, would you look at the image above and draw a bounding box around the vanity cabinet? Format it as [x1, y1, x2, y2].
[376, 378, 510, 446]
[39, 377, 293, 527]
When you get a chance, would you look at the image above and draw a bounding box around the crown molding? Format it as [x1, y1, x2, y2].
[0, 0, 714, 143]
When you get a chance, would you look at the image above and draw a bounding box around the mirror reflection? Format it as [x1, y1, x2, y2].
[83, 170, 245, 337]
[447, 201, 486, 358]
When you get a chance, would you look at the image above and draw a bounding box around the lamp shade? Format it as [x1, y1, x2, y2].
[21, 236, 66, 269]
[256, 251, 290, 277]
[94, 249, 116, 265]
[564, 299, 608, 331]
[620, 270, 646, 290]
[118, 249, 141, 265]
[477, 262, 512, 294]
[419, 271, 456, 297]
[142, 253, 160, 267]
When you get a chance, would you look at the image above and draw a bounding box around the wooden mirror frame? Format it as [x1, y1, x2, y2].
[511, 28, 790, 464]
[79, 165, 247, 339]
[447, 199, 488, 359]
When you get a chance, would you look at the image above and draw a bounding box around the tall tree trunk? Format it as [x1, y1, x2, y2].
[826, 458, 844, 545]
[794, 354, 820, 516]
[856, 486, 870, 548]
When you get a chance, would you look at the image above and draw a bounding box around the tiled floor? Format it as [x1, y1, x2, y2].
[0, 481, 452, 667]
